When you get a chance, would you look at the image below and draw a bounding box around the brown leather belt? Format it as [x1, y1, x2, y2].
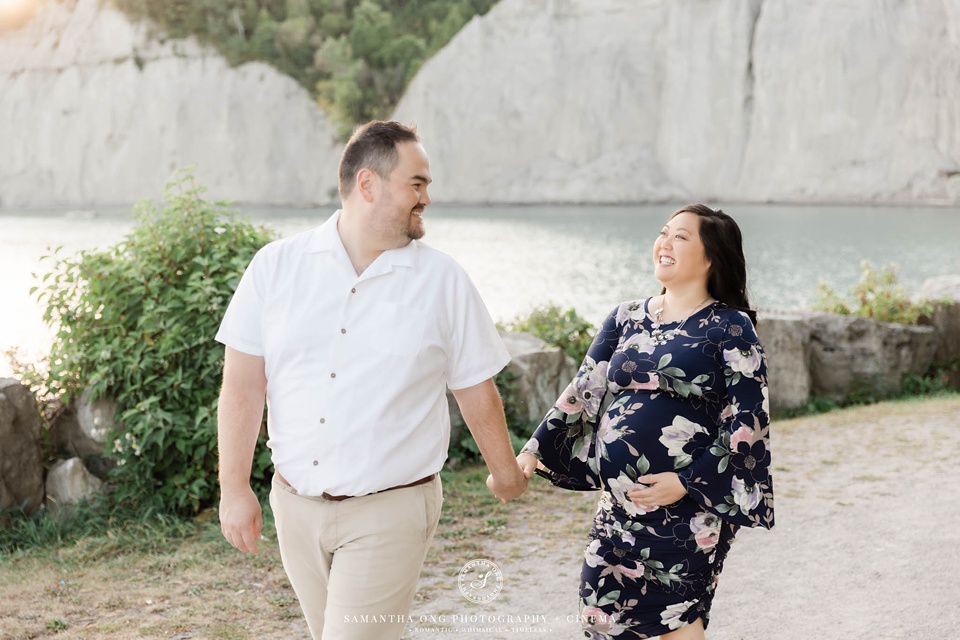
[321, 473, 436, 501]
[274, 471, 436, 502]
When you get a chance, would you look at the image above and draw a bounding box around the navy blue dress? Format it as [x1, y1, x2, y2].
[522, 299, 774, 638]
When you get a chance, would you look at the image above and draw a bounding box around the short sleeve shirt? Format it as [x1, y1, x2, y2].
[215, 211, 510, 497]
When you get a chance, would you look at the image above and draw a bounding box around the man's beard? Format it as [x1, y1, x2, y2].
[407, 208, 426, 240]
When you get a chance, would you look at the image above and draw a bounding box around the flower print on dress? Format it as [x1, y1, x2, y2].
[616, 300, 646, 326]
[621, 330, 657, 355]
[730, 438, 770, 485]
[660, 601, 696, 631]
[720, 401, 740, 422]
[556, 381, 584, 414]
[580, 606, 612, 634]
[584, 538, 605, 569]
[525, 300, 774, 637]
[659, 415, 709, 469]
[689, 512, 722, 552]
[607, 476, 657, 518]
[731, 476, 762, 513]
[723, 345, 763, 378]
[573, 358, 610, 418]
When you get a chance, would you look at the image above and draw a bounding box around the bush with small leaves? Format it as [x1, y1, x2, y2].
[32, 170, 275, 515]
[813, 260, 933, 325]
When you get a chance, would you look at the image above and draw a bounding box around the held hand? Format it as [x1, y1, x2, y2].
[219, 486, 263, 554]
[486, 463, 529, 503]
[516, 452, 543, 479]
[627, 472, 687, 510]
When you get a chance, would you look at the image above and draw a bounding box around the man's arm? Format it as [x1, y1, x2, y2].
[452, 378, 528, 502]
[217, 347, 267, 553]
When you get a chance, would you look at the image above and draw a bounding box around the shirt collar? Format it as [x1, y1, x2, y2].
[306, 210, 419, 270]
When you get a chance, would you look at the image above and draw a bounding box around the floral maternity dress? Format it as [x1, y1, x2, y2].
[522, 299, 774, 638]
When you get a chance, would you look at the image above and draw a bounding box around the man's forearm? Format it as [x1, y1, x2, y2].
[217, 383, 265, 492]
[453, 379, 525, 486]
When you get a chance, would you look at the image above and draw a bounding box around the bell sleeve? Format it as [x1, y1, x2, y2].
[677, 310, 775, 529]
[520, 307, 621, 491]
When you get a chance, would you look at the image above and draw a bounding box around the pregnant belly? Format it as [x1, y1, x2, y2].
[595, 393, 717, 484]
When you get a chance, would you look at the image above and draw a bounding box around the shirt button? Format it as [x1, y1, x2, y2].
[340, 328, 347, 334]
[313, 460, 318, 466]
[351, 287, 357, 293]
[330, 373, 336, 378]
[319, 418, 326, 424]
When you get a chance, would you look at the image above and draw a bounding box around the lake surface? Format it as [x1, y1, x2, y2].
[2, 203, 959, 377]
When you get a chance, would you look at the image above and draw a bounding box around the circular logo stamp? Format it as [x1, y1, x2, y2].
[457, 559, 503, 603]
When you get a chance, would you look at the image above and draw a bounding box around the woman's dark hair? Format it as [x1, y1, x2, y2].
[662, 203, 758, 327]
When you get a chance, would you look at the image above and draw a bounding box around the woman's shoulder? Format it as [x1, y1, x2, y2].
[709, 302, 760, 339]
[611, 298, 653, 326]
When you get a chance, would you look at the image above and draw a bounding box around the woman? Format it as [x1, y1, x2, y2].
[517, 204, 774, 639]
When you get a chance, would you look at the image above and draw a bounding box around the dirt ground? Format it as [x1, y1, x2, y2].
[2, 396, 958, 639]
[404, 396, 960, 640]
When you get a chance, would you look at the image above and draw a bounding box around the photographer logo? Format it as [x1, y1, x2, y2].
[457, 559, 503, 603]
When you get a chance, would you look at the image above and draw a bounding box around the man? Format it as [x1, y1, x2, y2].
[215, 120, 527, 639]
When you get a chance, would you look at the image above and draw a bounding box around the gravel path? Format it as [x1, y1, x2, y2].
[405, 397, 960, 639]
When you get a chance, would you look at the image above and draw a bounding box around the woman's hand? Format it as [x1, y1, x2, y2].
[516, 452, 543, 479]
[627, 472, 687, 510]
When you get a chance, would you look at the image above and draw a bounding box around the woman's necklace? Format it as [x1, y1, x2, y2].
[650, 295, 713, 346]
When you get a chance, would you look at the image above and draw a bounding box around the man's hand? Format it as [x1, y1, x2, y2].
[485, 463, 528, 503]
[219, 486, 263, 554]
[453, 378, 530, 503]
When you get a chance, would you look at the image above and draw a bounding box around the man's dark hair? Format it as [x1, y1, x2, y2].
[338, 121, 419, 200]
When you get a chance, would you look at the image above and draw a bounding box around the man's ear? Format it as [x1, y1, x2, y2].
[357, 168, 378, 203]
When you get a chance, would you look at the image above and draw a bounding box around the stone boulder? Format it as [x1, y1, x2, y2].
[52, 387, 117, 459]
[447, 331, 577, 458]
[755, 311, 812, 413]
[0, 378, 45, 516]
[756, 310, 940, 410]
[805, 313, 939, 402]
[45, 457, 102, 512]
[498, 331, 579, 425]
[920, 275, 960, 367]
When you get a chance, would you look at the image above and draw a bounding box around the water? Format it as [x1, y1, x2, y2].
[2, 203, 959, 377]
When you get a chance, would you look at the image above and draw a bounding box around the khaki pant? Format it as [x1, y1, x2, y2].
[269, 474, 443, 640]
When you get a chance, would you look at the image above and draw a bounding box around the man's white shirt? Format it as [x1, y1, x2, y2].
[216, 211, 510, 497]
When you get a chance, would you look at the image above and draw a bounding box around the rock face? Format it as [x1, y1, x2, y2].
[0, 0, 341, 208]
[805, 314, 938, 402]
[755, 311, 811, 413]
[448, 331, 576, 457]
[45, 457, 102, 511]
[395, 0, 960, 205]
[52, 387, 116, 459]
[0, 379, 44, 515]
[759, 310, 940, 409]
[920, 275, 960, 368]
[499, 331, 578, 424]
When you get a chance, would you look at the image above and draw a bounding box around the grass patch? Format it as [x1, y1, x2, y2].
[0, 463, 523, 639]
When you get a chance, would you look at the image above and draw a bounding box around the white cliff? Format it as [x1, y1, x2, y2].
[394, 0, 960, 205]
[0, 0, 340, 207]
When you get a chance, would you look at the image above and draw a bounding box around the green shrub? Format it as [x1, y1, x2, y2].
[31, 170, 275, 515]
[501, 303, 596, 363]
[813, 260, 933, 325]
